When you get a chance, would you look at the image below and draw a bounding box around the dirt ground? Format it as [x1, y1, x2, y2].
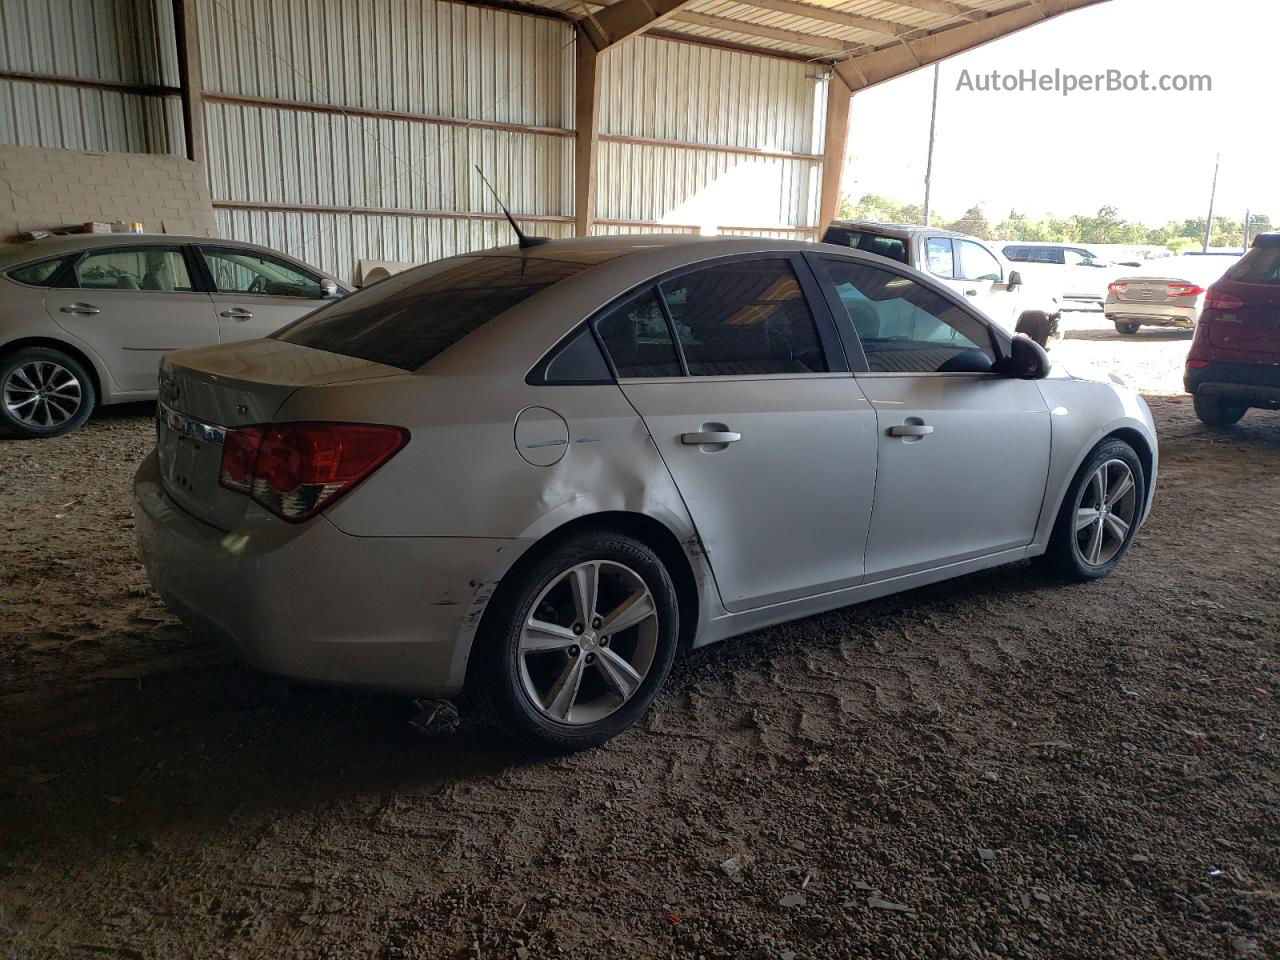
[1, 311, 1276, 960]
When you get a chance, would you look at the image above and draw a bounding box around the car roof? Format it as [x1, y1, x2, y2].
[1251, 232, 1280, 248]
[465, 233, 822, 267]
[826, 220, 984, 243]
[0, 233, 303, 267]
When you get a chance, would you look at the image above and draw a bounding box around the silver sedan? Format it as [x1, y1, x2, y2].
[134, 236, 1158, 751]
[0, 234, 347, 437]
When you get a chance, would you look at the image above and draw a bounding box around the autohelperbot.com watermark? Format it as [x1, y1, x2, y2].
[955, 67, 1212, 96]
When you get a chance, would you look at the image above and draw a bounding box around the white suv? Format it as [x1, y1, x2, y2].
[823, 222, 1060, 345]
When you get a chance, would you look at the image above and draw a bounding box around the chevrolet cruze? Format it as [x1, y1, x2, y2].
[134, 236, 1158, 750]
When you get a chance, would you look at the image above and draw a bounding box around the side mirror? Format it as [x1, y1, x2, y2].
[997, 335, 1051, 379]
[1007, 270, 1023, 289]
[320, 279, 340, 298]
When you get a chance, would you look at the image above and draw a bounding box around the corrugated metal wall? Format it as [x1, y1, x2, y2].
[2, 0, 831, 279]
[198, 0, 577, 282]
[0, 0, 183, 153]
[595, 35, 825, 238]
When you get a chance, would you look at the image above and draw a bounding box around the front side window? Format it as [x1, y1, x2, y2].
[659, 259, 828, 376]
[925, 238, 955, 278]
[595, 290, 682, 378]
[277, 254, 592, 371]
[821, 259, 996, 374]
[74, 247, 193, 292]
[957, 240, 1002, 282]
[7, 256, 66, 286]
[202, 248, 322, 299]
[1063, 248, 1090, 267]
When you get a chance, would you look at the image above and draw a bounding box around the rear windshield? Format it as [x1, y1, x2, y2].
[821, 228, 908, 264]
[276, 255, 593, 370]
[1226, 247, 1280, 285]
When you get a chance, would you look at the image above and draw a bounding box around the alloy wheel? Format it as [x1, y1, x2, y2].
[1073, 458, 1138, 566]
[518, 560, 659, 725]
[3, 361, 83, 428]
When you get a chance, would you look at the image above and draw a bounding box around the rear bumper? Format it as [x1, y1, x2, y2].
[133, 451, 525, 696]
[1104, 299, 1197, 326]
[1185, 361, 1280, 407]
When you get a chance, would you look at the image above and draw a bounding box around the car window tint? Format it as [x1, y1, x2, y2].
[957, 240, 1002, 282]
[202, 248, 323, 299]
[925, 238, 954, 278]
[1227, 247, 1280, 285]
[7, 257, 65, 286]
[277, 255, 592, 371]
[822, 259, 996, 374]
[595, 290, 682, 378]
[1036, 248, 1063, 264]
[541, 325, 613, 383]
[660, 259, 828, 376]
[75, 247, 192, 292]
[1003, 246, 1029, 262]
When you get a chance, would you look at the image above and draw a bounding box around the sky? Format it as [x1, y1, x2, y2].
[843, 0, 1277, 227]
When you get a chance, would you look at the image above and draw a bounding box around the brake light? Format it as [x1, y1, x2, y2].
[1108, 281, 1128, 296]
[218, 422, 408, 522]
[1203, 287, 1244, 310]
[1166, 282, 1205, 298]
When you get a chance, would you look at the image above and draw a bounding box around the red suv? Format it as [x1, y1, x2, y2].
[1185, 233, 1280, 426]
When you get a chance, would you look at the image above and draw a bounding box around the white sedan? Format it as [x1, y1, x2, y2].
[134, 236, 1158, 751]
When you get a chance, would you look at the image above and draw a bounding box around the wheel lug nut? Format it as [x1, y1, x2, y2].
[568, 645, 580, 658]
[591, 618, 601, 629]
[585, 653, 596, 664]
[572, 623, 584, 635]
[599, 636, 609, 647]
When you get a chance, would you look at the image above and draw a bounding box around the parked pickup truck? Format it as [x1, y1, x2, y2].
[822, 221, 1061, 345]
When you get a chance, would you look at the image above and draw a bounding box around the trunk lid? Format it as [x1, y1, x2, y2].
[156, 338, 405, 529]
[1111, 277, 1185, 304]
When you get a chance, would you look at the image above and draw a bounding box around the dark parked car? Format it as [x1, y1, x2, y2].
[1185, 233, 1280, 425]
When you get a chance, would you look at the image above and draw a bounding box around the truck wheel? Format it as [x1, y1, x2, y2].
[1015, 310, 1051, 348]
[1115, 322, 1141, 336]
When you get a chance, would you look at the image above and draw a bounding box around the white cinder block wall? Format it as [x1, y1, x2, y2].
[0, 146, 217, 242]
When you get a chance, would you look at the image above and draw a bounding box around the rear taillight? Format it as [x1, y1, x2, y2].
[1203, 287, 1244, 310]
[1108, 281, 1128, 296]
[219, 422, 408, 523]
[1167, 282, 1205, 298]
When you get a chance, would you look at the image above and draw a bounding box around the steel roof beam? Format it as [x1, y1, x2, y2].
[726, 0, 905, 38]
[579, 0, 703, 51]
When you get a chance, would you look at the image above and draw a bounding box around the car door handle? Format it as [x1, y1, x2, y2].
[963, 289, 979, 297]
[681, 431, 741, 445]
[60, 302, 100, 315]
[219, 308, 253, 320]
[887, 424, 934, 437]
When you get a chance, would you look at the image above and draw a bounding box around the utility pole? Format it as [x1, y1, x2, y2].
[1202, 153, 1220, 252]
[923, 63, 940, 226]
[1243, 208, 1251, 251]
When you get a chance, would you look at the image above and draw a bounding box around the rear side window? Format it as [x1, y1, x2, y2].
[660, 259, 828, 376]
[925, 238, 955, 278]
[75, 247, 193, 292]
[595, 290, 683, 378]
[277, 255, 592, 371]
[8, 257, 67, 286]
[1227, 247, 1280, 285]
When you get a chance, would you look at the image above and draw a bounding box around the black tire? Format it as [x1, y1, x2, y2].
[0, 346, 96, 438]
[1193, 394, 1247, 427]
[470, 529, 680, 752]
[1115, 322, 1141, 336]
[1015, 310, 1052, 348]
[1045, 438, 1145, 582]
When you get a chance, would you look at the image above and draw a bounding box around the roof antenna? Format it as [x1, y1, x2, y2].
[474, 165, 551, 249]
